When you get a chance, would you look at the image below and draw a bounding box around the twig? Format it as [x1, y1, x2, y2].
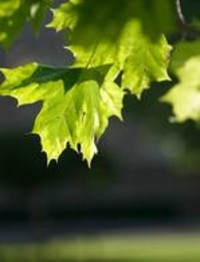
[175, 0, 200, 39]
[175, 0, 186, 26]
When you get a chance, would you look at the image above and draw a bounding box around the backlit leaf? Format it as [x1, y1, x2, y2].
[162, 41, 200, 122]
[0, 63, 124, 165]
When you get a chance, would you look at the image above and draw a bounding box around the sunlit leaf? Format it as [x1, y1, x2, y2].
[0, 63, 124, 165]
[162, 41, 200, 122]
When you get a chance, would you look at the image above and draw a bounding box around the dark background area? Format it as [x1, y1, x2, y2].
[0, 0, 200, 242]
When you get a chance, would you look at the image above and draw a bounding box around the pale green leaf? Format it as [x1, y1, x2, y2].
[0, 63, 124, 165]
[162, 41, 200, 122]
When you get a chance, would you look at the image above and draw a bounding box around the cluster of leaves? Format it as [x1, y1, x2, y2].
[0, 0, 200, 166]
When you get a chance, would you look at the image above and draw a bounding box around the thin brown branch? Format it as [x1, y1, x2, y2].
[175, 0, 186, 26]
[175, 0, 200, 39]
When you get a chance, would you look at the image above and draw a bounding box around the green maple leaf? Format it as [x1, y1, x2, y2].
[49, 0, 172, 97]
[162, 41, 200, 122]
[0, 0, 52, 48]
[0, 63, 123, 165]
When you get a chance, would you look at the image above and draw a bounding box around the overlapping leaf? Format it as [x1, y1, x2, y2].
[0, 0, 52, 48]
[0, 63, 123, 165]
[49, 0, 172, 97]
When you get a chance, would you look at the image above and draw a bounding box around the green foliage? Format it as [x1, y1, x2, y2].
[50, 0, 172, 97]
[0, 0, 52, 48]
[49, 0, 176, 41]
[69, 23, 171, 97]
[0, 0, 200, 166]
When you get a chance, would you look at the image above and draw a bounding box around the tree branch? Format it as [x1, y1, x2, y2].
[175, 0, 186, 26]
[175, 0, 200, 39]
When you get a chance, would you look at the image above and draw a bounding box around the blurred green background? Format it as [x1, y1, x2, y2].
[0, 0, 200, 261]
